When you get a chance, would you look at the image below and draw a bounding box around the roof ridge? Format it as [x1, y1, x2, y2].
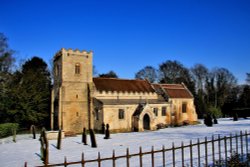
[94, 77, 147, 82]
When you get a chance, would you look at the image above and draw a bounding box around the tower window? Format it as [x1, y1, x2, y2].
[75, 63, 80, 74]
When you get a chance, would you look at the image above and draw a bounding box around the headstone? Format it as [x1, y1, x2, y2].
[31, 125, 36, 139]
[204, 114, 213, 127]
[101, 123, 105, 134]
[104, 124, 110, 139]
[82, 127, 87, 145]
[57, 129, 62, 149]
[89, 129, 97, 148]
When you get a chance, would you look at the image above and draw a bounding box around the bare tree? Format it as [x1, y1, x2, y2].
[205, 67, 237, 109]
[135, 66, 158, 83]
[246, 73, 250, 84]
[159, 60, 195, 93]
[191, 64, 209, 92]
[0, 33, 15, 73]
[191, 64, 209, 118]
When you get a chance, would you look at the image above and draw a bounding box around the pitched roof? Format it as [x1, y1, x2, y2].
[152, 83, 193, 99]
[93, 78, 155, 93]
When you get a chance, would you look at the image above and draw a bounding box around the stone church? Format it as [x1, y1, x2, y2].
[51, 48, 198, 134]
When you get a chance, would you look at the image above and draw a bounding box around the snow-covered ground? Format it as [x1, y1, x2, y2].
[0, 118, 249, 167]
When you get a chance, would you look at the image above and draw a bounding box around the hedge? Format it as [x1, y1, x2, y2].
[0, 123, 19, 138]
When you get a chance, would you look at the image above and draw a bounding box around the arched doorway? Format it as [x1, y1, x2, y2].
[143, 114, 150, 130]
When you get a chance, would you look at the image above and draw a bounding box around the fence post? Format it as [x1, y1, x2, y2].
[64, 156, 67, 167]
[98, 152, 101, 167]
[197, 139, 201, 167]
[236, 132, 238, 154]
[230, 133, 233, 155]
[151, 146, 155, 167]
[112, 150, 116, 167]
[81, 153, 85, 167]
[212, 135, 215, 164]
[162, 145, 165, 167]
[172, 143, 175, 167]
[224, 136, 228, 167]
[139, 147, 143, 167]
[190, 140, 193, 167]
[245, 130, 248, 155]
[181, 142, 184, 167]
[218, 135, 221, 163]
[240, 131, 243, 156]
[126, 148, 130, 167]
[205, 137, 208, 166]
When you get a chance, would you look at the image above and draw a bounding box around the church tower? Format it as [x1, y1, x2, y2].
[51, 48, 93, 134]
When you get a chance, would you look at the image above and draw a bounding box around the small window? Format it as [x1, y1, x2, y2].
[118, 109, 125, 119]
[153, 108, 158, 116]
[95, 109, 99, 120]
[76, 112, 79, 117]
[162, 107, 167, 116]
[75, 63, 80, 74]
[55, 65, 59, 76]
[182, 103, 187, 113]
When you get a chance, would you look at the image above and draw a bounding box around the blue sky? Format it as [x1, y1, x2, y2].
[1, 0, 250, 84]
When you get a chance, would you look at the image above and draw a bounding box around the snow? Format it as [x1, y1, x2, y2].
[0, 118, 250, 167]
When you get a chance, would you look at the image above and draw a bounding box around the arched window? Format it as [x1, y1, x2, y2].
[75, 63, 80, 74]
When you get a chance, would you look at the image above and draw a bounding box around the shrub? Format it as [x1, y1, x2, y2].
[208, 106, 222, 118]
[0, 123, 19, 138]
[183, 120, 190, 126]
[204, 114, 213, 127]
[190, 121, 201, 125]
[156, 123, 165, 129]
[156, 123, 168, 129]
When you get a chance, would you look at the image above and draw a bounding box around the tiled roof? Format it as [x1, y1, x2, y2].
[93, 78, 155, 93]
[152, 83, 193, 99]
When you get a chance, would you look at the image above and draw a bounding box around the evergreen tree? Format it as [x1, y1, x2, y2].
[8, 57, 51, 128]
[99, 70, 118, 78]
[0, 33, 15, 123]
